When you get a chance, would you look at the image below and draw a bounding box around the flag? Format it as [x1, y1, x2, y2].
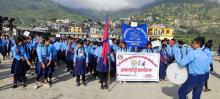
[102, 15, 110, 65]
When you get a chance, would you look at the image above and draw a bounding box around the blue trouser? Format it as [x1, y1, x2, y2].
[178, 74, 206, 99]
[159, 63, 167, 80]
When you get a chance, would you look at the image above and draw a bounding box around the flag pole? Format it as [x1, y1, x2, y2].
[107, 53, 111, 91]
[106, 13, 111, 91]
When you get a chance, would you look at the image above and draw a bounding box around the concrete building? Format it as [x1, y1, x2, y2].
[68, 26, 84, 33]
[148, 24, 174, 40]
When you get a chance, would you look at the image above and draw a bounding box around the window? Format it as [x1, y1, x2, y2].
[166, 30, 170, 34]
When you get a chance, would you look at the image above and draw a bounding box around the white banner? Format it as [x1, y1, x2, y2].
[116, 52, 160, 81]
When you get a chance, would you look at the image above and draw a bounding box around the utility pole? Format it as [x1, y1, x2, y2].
[0, 16, 3, 36]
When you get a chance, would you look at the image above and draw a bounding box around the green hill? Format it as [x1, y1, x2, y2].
[0, 0, 85, 27]
[133, 0, 220, 50]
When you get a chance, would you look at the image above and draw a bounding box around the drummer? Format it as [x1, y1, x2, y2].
[174, 37, 210, 99]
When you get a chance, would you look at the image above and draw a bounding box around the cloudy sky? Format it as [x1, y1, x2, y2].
[53, 0, 157, 12]
[53, 0, 220, 12]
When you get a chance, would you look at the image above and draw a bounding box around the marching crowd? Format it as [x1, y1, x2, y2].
[0, 33, 217, 99]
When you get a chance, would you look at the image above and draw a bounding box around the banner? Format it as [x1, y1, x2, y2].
[116, 52, 160, 81]
[151, 40, 161, 48]
[122, 23, 148, 47]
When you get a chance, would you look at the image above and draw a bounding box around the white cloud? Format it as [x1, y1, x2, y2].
[53, 0, 156, 12]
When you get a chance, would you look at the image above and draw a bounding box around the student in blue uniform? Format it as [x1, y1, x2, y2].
[87, 41, 96, 75]
[65, 37, 74, 73]
[2, 36, 7, 60]
[22, 36, 32, 73]
[34, 37, 53, 89]
[174, 37, 210, 99]
[117, 42, 130, 52]
[110, 39, 117, 77]
[47, 38, 56, 85]
[111, 38, 118, 52]
[203, 40, 213, 92]
[159, 44, 169, 81]
[109, 48, 116, 77]
[0, 37, 3, 63]
[167, 39, 177, 64]
[5, 36, 11, 59]
[141, 42, 155, 53]
[30, 37, 38, 63]
[73, 40, 89, 86]
[54, 39, 62, 65]
[60, 38, 67, 62]
[95, 41, 109, 89]
[178, 41, 188, 58]
[11, 36, 30, 88]
[89, 41, 98, 78]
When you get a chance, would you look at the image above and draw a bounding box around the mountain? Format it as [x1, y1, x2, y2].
[0, 0, 85, 27]
[61, 1, 163, 20]
[134, 0, 220, 50]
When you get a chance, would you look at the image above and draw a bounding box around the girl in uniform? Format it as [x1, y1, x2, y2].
[65, 37, 74, 74]
[73, 40, 89, 86]
[34, 37, 53, 89]
[95, 41, 109, 89]
[159, 44, 169, 81]
[141, 42, 155, 53]
[11, 36, 30, 88]
[203, 40, 213, 92]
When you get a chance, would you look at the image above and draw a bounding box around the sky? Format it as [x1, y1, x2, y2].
[53, 0, 156, 12]
[53, 0, 220, 12]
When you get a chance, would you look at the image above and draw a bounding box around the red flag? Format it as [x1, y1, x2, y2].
[102, 16, 110, 65]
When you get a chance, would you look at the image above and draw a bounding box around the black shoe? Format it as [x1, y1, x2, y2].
[12, 85, 17, 88]
[22, 83, 26, 87]
[83, 82, 87, 86]
[70, 70, 73, 74]
[76, 83, 80, 86]
[101, 85, 104, 89]
[48, 81, 53, 85]
[22, 84, 26, 87]
[104, 84, 108, 89]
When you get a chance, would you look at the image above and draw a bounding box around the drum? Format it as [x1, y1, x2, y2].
[166, 63, 188, 85]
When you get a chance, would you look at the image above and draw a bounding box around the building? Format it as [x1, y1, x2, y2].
[148, 24, 174, 40]
[90, 30, 119, 39]
[89, 26, 99, 34]
[58, 32, 87, 38]
[16, 27, 51, 37]
[55, 19, 70, 24]
[68, 26, 83, 33]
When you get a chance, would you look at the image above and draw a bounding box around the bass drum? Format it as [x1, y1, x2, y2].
[166, 63, 188, 85]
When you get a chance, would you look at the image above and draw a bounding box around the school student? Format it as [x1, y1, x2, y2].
[54, 39, 62, 65]
[60, 38, 67, 62]
[141, 42, 155, 53]
[203, 40, 213, 92]
[65, 37, 74, 73]
[95, 42, 110, 89]
[117, 42, 130, 52]
[87, 41, 97, 75]
[159, 44, 169, 81]
[73, 40, 89, 86]
[11, 37, 31, 88]
[2, 36, 7, 60]
[174, 37, 210, 99]
[34, 37, 53, 89]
